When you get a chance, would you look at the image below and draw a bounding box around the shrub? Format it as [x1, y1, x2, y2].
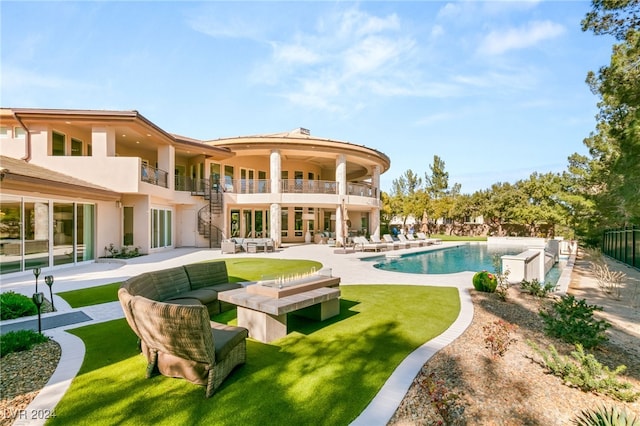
[573, 404, 640, 426]
[539, 295, 611, 349]
[418, 371, 463, 425]
[1, 329, 49, 357]
[0, 291, 37, 320]
[491, 254, 511, 301]
[521, 278, 556, 298]
[483, 319, 518, 359]
[472, 270, 498, 293]
[528, 341, 640, 402]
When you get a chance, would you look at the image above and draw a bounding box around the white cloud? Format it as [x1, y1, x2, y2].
[415, 112, 456, 126]
[254, 6, 424, 112]
[1, 67, 97, 91]
[272, 43, 322, 65]
[478, 20, 566, 55]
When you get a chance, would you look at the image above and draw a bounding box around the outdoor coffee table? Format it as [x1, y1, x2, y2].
[218, 276, 340, 343]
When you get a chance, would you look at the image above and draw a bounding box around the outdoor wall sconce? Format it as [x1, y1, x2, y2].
[33, 267, 41, 293]
[32, 292, 44, 334]
[45, 275, 55, 311]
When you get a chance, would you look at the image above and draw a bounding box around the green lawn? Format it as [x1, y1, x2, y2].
[49, 284, 460, 426]
[57, 283, 122, 308]
[56, 258, 323, 308]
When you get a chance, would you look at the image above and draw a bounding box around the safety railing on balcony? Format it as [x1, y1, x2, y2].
[280, 179, 338, 194]
[173, 176, 377, 198]
[141, 164, 168, 188]
[348, 182, 377, 198]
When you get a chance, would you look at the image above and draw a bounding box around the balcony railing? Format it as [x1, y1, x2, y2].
[281, 179, 338, 194]
[141, 164, 168, 188]
[173, 177, 378, 198]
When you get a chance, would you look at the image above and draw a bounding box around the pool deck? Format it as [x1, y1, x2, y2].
[0, 241, 574, 425]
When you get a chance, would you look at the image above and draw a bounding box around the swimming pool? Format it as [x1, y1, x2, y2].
[365, 244, 528, 274]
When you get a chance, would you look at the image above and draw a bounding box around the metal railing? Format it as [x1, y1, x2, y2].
[173, 176, 378, 198]
[602, 226, 639, 270]
[141, 164, 168, 188]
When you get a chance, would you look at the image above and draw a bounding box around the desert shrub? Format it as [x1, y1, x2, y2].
[539, 295, 611, 349]
[528, 341, 640, 402]
[491, 254, 511, 301]
[483, 319, 518, 359]
[418, 371, 463, 425]
[0, 291, 37, 320]
[521, 278, 556, 297]
[472, 270, 497, 293]
[573, 404, 640, 425]
[0, 329, 49, 357]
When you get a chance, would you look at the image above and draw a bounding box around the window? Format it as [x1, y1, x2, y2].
[224, 165, 234, 192]
[281, 208, 288, 237]
[123, 207, 134, 245]
[71, 138, 83, 156]
[52, 132, 66, 156]
[76, 204, 95, 262]
[14, 127, 26, 139]
[258, 170, 267, 193]
[0, 126, 8, 138]
[230, 210, 240, 237]
[294, 206, 303, 237]
[210, 163, 221, 189]
[150, 208, 172, 249]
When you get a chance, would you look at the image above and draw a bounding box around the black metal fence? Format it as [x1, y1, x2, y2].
[602, 226, 639, 270]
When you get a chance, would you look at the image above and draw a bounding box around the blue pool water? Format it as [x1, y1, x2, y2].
[366, 244, 527, 274]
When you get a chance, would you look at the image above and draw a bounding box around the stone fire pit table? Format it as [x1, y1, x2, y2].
[218, 276, 340, 343]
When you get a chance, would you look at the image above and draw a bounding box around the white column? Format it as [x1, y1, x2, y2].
[270, 203, 281, 247]
[91, 127, 115, 158]
[270, 150, 282, 247]
[270, 150, 281, 194]
[336, 155, 347, 244]
[157, 145, 174, 189]
[371, 165, 381, 237]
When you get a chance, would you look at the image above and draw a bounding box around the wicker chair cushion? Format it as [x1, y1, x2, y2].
[211, 322, 249, 360]
[168, 288, 218, 305]
[183, 262, 230, 290]
[207, 283, 243, 293]
[148, 266, 191, 301]
[124, 273, 160, 301]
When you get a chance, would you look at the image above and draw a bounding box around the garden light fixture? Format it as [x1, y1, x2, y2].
[33, 267, 41, 293]
[32, 292, 44, 334]
[45, 275, 55, 311]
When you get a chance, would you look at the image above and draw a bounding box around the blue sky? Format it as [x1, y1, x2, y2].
[1, 1, 615, 194]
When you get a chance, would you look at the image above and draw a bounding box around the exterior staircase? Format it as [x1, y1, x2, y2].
[194, 177, 224, 248]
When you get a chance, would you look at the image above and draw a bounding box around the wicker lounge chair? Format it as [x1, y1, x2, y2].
[124, 294, 248, 398]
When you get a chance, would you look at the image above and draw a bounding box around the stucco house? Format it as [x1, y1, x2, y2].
[0, 108, 390, 276]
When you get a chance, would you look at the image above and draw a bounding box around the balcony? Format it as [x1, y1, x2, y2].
[173, 176, 378, 199]
[141, 164, 168, 188]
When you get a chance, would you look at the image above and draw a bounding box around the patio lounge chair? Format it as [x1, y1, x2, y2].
[416, 232, 442, 245]
[383, 234, 408, 249]
[397, 234, 422, 248]
[128, 296, 248, 398]
[405, 233, 426, 246]
[370, 234, 394, 250]
[353, 236, 387, 252]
